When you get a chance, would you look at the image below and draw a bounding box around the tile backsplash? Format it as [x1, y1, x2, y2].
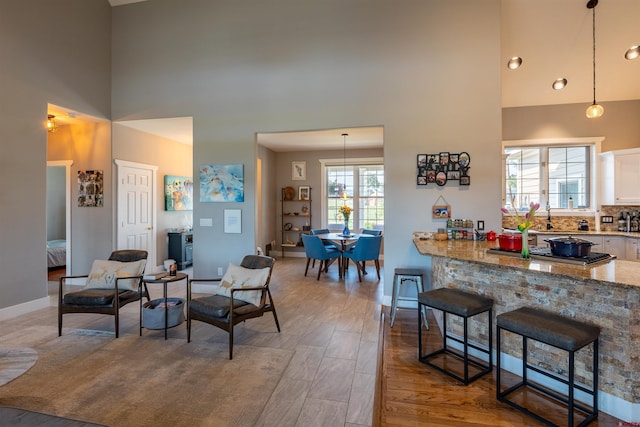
[501, 205, 640, 232]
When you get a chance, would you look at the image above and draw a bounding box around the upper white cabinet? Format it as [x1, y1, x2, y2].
[601, 149, 640, 205]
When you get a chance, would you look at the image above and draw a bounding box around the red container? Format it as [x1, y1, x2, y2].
[498, 234, 522, 251]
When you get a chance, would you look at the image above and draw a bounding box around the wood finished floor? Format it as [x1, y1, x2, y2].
[12, 258, 624, 426]
[376, 307, 622, 427]
[12, 256, 382, 426]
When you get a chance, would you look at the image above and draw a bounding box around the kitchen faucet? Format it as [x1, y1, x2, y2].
[546, 202, 553, 230]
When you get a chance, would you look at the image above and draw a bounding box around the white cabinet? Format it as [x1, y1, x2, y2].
[603, 236, 627, 258]
[614, 154, 640, 204]
[626, 238, 640, 260]
[601, 150, 640, 205]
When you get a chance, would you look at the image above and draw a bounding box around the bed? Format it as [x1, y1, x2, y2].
[47, 239, 66, 268]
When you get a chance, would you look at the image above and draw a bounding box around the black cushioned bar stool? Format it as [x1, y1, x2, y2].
[418, 287, 494, 385]
[390, 268, 428, 329]
[496, 307, 600, 427]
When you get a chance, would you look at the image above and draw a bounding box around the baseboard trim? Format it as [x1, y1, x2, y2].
[0, 297, 50, 321]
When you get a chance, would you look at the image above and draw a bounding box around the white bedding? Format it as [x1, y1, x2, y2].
[47, 240, 66, 268]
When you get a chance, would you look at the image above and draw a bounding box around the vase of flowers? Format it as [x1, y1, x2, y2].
[501, 201, 539, 259]
[339, 205, 352, 235]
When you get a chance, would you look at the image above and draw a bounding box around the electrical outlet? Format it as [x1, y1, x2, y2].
[218, 267, 223, 276]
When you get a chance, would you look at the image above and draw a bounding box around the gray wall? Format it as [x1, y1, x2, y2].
[111, 0, 504, 293]
[503, 100, 640, 152]
[0, 0, 111, 309]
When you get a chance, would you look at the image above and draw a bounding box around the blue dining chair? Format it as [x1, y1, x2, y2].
[342, 235, 382, 282]
[346, 229, 383, 271]
[302, 234, 342, 280]
[309, 228, 338, 268]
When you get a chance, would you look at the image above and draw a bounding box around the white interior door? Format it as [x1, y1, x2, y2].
[115, 160, 158, 270]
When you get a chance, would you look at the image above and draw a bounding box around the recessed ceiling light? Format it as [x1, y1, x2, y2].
[552, 78, 567, 90]
[507, 57, 523, 70]
[625, 45, 640, 60]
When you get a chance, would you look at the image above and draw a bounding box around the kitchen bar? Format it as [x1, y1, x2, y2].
[413, 236, 640, 422]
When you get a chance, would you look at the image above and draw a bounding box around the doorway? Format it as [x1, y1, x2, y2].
[46, 160, 73, 277]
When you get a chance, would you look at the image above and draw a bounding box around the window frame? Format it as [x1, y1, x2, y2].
[501, 137, 603, 215]
[319, 157, 384, 231]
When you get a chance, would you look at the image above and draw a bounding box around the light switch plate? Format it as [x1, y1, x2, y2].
[601, 216, 614, 223]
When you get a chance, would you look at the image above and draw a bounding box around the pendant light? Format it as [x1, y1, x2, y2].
[585, 0, 604, 119]
[47, 114, 58, 132]
[341, 133, 349, 201]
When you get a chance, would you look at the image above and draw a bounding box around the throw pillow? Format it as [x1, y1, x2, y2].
[215, 263, 270, 306]
[84, 259, 147, 291]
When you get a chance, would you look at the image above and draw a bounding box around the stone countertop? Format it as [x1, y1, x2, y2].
[412, 237, 640, 288]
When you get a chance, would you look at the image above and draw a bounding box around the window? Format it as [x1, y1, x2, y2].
[325, 162, 384, 231]
[504, 143, 591, 210]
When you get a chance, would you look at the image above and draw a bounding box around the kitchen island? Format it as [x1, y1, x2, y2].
[413, 237, 640, 422]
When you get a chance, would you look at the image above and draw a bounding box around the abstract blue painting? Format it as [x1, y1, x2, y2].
[199, 164, 244, 202]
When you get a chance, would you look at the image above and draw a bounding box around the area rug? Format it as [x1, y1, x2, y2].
[0, 347, 38, 387]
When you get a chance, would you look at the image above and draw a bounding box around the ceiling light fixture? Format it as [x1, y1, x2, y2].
[625, 45, 640, 60]
[552, 78, 568, 90]
[585, 0, 604, 119]
[507, 56, 523, 70]
[341, 133, 349, 201]
[47, 115, 58, 132]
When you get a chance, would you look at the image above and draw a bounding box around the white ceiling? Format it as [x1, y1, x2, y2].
[65, 0, 639, 151]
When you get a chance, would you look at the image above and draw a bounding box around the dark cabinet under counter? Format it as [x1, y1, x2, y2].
[168, 231, 193, 270]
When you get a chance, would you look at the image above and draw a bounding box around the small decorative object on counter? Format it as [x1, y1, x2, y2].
[501, 201, 540, 259]
[169, 262, 177, 276]
[568, 196, 574, 209]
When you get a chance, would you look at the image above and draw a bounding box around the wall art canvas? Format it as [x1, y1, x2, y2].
[77, 170, 103, 207]
[199, 164, 244, 202]
[164, 175, 193, 211]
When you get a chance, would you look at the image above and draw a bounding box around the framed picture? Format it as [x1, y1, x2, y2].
[224, 209, 242, 233]
[460, 175, 471, 186]
[199, 164, 244, 202]
[439, 152, 450, 165]
[292, 161, 306, 180]
[458, 152, 471, 168]
[417, 176, 427, 185]
[298, 185, 310, 200]
[432, 205, 451, 219]
[77, 170, 104, 207]
[435, 171, 447, 186]
[417, 154, 427, 168]
[164, 175, 193, 211]
[447, 170, 460, 180]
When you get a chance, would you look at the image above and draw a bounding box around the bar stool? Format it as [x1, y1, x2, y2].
[390, 268, 428, 329]
[418, 287, 494, 385]
[497, 307, 600, 427]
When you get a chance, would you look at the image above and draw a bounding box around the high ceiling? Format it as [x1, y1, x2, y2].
[78, 0, 639, 150]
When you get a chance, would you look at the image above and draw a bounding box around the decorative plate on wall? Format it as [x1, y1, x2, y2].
[283, 186, 295, 200]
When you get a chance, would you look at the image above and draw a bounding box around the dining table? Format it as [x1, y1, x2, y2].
[314, 232, 375, 275]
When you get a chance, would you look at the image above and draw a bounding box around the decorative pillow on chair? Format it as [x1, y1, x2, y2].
[84, 259, 147, 291]
[215, 263, 270, 306]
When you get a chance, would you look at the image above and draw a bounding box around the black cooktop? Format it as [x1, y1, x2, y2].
[487, 246, 616, 266]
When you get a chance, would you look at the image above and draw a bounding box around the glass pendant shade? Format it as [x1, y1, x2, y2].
[47, 115, 57, 132]
[586, 103, 604, 119]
